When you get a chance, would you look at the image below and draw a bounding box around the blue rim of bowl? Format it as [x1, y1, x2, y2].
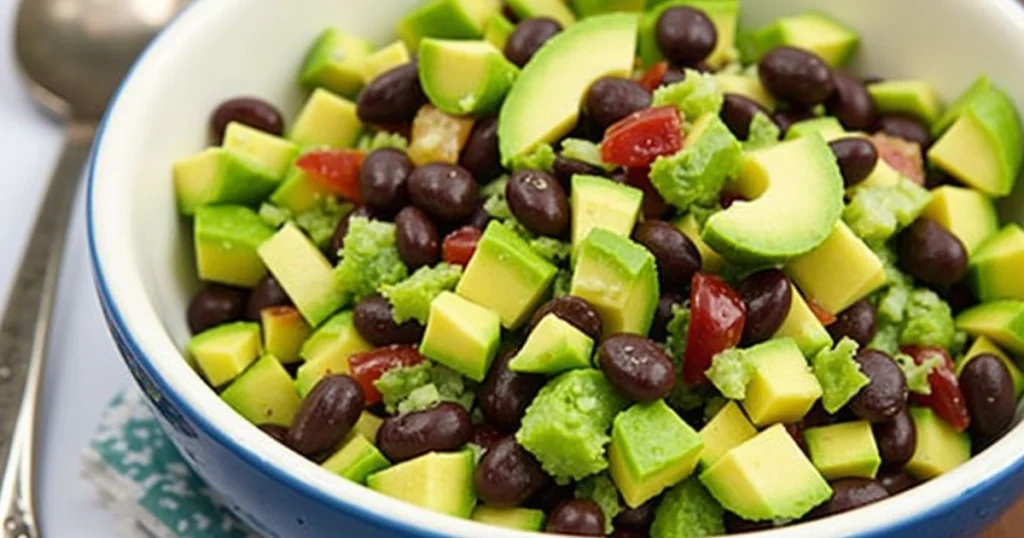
[85, 1, 1024, 536]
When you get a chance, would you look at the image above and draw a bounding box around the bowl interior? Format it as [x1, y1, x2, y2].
[90, 0, 1024, 536]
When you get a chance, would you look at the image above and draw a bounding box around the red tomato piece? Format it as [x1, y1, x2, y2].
[806, 299, 837, 327]
[443, 226, 483, 267]
[623, 167, 669, 219]
[601, 106, 683, 168]
[684, 273, 747, 385]
[347, 345, 425, 405]
[295, 149, 365, 203]
[637, 61, 669, 92]
[871, 133, 925, 184]
[902, 345, 971, 432]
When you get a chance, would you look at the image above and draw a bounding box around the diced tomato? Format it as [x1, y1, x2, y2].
[348, 345, 425, 405]
[623, 167, 669, 219]
[684, 273, 747, 385]
[296, 149, 365, 203]
[807, 299, 837, 327]
[871, 133, 925, 184]
[902, 345, 971, 432]
[443, 226, 483, 267]
[637, 61, 669, 92]
[601, 106, 683, 168]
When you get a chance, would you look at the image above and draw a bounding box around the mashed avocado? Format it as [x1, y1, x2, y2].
[356, 131, 409, 152]
[335, 217, 408, 301]
[665, 306, 691, 361]
[257, 198, 350, 249]
[900, 289, 956, 349]
[743, 112, 781, 151]
[649, 115, 742, 212]
[652, 69, 724, 119]
[706, 348, 754, 400]
[868, 246, 957, 353]
[811, 337, 869, 413]
[561, 138, 614, 170]
[843, 177, 931, 244]
[574, 473, 621, 534]
[893, 352, 941, 395]
[510, 143, 556, 172]
[650, 477, 726, 538]
[381, 263, 463, 324]
[374, 361, 473, 414]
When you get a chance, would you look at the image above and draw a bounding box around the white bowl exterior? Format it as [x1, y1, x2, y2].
[90, 0, 1024, 536]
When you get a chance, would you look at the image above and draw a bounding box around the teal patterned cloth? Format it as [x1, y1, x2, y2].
[82, 389, 255, 538]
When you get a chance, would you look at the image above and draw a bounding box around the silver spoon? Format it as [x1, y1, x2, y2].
[1, 0, 189, 535]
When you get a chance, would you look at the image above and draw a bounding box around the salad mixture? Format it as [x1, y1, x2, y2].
[172, 0, 1024, 535]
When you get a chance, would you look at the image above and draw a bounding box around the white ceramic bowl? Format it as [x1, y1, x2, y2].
[88, 0, 1024, 536]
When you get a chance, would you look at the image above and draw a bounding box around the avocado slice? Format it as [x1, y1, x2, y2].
[471, 507, 546, 531]
[715, 74, 775, 110]
[609, 400, 704, 508]
[420, 291, 502, 382]
[702, 135, 844, 265]
[358, 41, 411, 84]
[742, 338, 823, 427]
[223, 122, 300, 180]
[456, 221, 557, 329]
[906, 407, 971, 480]
[321, 433, 391, 484]
[367, 450, 477, 518]
[187, 322, 262, 387]
[638, 0, 739, 69]
[296, 312, 373, 397]
[785, 222, 887, 315]
[570, 228, 659, 336]
[483, 13, 516, 50]
[260, 306, 313, 364]
[921, 186, 998, 254]
[508, 314, 595, 375]
[804, 421, 881, 480]
[970, 224, 1024, 302]
[498, 13, 638, 166]
[674, 214, 724, 273]
[698, 401, 757, 468]
[773, 284, 832, 358]
[221, 354, 302, 427]
[194, 205, 274, 287]
[396, 0, 498, 50]
[955, 300, 1024, 355]
[299, 28, 374, 98]
[506, 0, 576, 27]
[700, 424, 831, 521]
[571, 175, 643, 259]
[418, 39, 519, 117]
[268, 164, 336, 214]
[956, 336, 1024, 397]
[741, 12, 859, 67]
[288, 88, 363, 149]
[258, 223, 346, 326]
[173, 148, 279, 216]
[927, 76, 1024, 197]
[867, 80, 944, 124]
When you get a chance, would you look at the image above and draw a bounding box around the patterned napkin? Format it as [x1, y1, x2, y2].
[81, 389, 256, 538]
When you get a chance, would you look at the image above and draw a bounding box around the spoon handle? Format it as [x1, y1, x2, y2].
[0, 122, 96, 538]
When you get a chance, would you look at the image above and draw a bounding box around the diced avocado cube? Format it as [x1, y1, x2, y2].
[506, 0, 575, 27]
[609, 400, 704, 508]
[784, 116, 844, 141]
[367, 450, 476, 517]
[258, 223, 346, 326]
[773, 284, 833, 357]
[571, 175, 643, 259]
[785, 222, 887, 315]
[456, 221, 557, 329]
[395, 0, 498, 50]
[187, 322, 262, 387]
[804, 421, 881, 480]
[471, 506, 546, 531]
[867, 80, 944, 124]
[296, 311, 373, 397]
[741, 338, 823, 427]
[921, 186, 998, 255]
[321, 433, 391, 484]
[173, 148, 279, 216]
[352, 411, 384, 441]
[358, 41, 411, 84]
[700, 424, 832, 521]
[649, 476, 725, 538]
[956, 300, 1024, 355]
[483, 13, 516, 50]
[741, 12, 859, 67]
[299, 28, 374, 97]
[570, 0, 643, 17]
[420, 291, 501, 382]
[715, 74, 775, 110]
[970, 224, 1024, 302]
[571, 228, 659, 336]
[698, 401, 757, 468]
[268, 164, 336, 214]
[639, 1, 739, 69]
[674, 213, 723, 273]
[509, 314, 594, 375]
[261, 306, 313, 364]
[419, 39, 518, 117]
[906, 407, 971, 480]
[289, 88, 362, 149]
[850, 139, 904, 192]
[221, 354, 302, 426]
[194, 205, 274, 287]
[958, 336, 1024, 397]
[222, 122, 300, 179]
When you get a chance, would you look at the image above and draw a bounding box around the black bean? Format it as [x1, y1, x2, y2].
[210, 97, 284, 143]
[660, 66, 687, 87]
[737, 269, 792, 345]
[720, 93, 771, 140]
[467, 201, 492, 230]
[614, 497, 657, 529]
[828, 299, 878, 347]
[545, 499, 605, 536]
[529, 296, 604, 341]
[504, 18, 562, 68]
[528, 482, 576, 512]
[357, 62, 427, 125]
[585, 77, 653, 128]
[506, 169, 569, 237]
[897, 218, 968, 287]
[459, 116, 501, 181]
[408, 163, 479, 223]
[808, 479, 888, 520]
[474, 436, 549, 507]
[772, 106, 816, 136]
[376, 402, 472, 462]
[633, 220, 702, 292]
[553, 155, 607, 187]
[850, 350, 908, 422]
[877, 470, 918, 495]
[655, 6, 717, 66]
[568, 114, 606, 143]
[328, 206, 375, 263]
[258, 423, 290, 445]
[394, 206, 440, 270]
[759, 46, 835, 105]
[825, 70, 878, 130]
[359, 148, 413, 214]
[286, 375, 364, 458]
[961, 354, 1016, 439]
[650, 292, 687, 343]
[187, 285, 248, 334]
[598, 334, 676, 402]
[873, 407, 917, 468]
[353, 296, 424, 346]
[724, 512, 773, 533]
[479, 349, 547, 431]
[877, 115, 931, 148]
[471, 422, 504, 450]
[829, 137, 878, 187]
[245, 276, 291, 321]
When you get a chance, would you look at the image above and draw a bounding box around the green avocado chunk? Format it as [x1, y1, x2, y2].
[367, 450, 477, 517]
[268, 164, 336, 214]
[173, 148, 279, 216]
[784, 116, 844, 141]
[395, 0, 498, 50]
[741, 338, 823, 427]
[506, 0, 576, 27]
[379, 263, 462, 325]
[867, 80, 944, 124]
[811, 337, 869, 414]
[334, 217, 408, 303]
[921, 185, 998, 255]
[650, 477, 725, 538]
[956, 300, 1024, 355]
[221, 354, 302, 427]
[299, 28, 374, 97]
[906, 407, 971, 479]
[570, 228, 659, 336]
[483, 13, 516, 50]
[842, 176, 932, 245]
[574, 473, 621, 534]
[288, 88, 363, 149]
[295, 310, 373, 397]
[194, 205, 274, 287]
[222, 122, 299, 180]
[571, 0, 643, 18]
[259, 222, 347, 326]
[804, 421, 881, 480]
[471, 507, 546, 531]
[570, 175, 643, 259]
[740, 12, 859, 67]
[261, 306, 313, 364]
[773, 284, 832, 357]
[698, 401, 757, 469]
[321, 433, 390, 484]
[649, 113, 741, 213]
[418, 39, 519, 117]
[508, 314, 595, 375]
[187, 322, 262, 387]
[420, 291, 501, 382]
[970, 224, 1024, 301]
[784, 222, 887, 315]
[956, 336, 1024, 397]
